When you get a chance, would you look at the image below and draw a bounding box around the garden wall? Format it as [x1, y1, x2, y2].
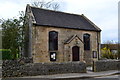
[94, 59, 120, 72]
[2, 58, 86, 77]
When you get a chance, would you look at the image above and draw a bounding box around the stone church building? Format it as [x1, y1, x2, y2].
[24, 5, 101, 65]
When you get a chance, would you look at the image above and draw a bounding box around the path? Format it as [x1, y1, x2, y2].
[2, 70, 119, 80]
[1, 66, 119, 80]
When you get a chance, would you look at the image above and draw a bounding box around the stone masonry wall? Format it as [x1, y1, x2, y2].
[32, 26, 100, 65]
[94, 60, 120, 72]
[2, 59, 86, 78]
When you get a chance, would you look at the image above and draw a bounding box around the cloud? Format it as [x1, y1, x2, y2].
[62, 0, 119, 43]
[102, 31, 118, 43]
[0, 0, 119, 43]
[0, 0, 32, 19]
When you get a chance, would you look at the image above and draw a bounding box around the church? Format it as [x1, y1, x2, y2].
[24, 4, 101, 65]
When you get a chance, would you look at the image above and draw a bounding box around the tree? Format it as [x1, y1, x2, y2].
[118, 49, 120, 59]
[1, 12, 25, 59]
[31, 0, 60, 11]
[101, 40, 118, 59]
[0, 0, 60, 59]
[101, 47, 114, 59]
[0, 29, 2, 49]
[103, 40, 116, 45]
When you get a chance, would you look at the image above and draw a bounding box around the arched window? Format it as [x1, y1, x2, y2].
[49, 31, 58, 51]
[83, 33, 90, 50]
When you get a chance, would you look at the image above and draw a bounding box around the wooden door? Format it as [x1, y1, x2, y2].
[72, 46, 80, 61]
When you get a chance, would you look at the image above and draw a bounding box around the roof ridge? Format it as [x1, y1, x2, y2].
[30, 5, 83, 17]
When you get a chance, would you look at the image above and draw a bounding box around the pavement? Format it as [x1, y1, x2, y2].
[18, 70, 119, 79]
[0, 60, 2, 80]
[1, 67, 120, 80]
[1, 70, 119, 80]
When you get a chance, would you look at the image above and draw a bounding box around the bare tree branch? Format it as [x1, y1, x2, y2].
[31, 0, 60, 11]
[52, 3, 59, 11]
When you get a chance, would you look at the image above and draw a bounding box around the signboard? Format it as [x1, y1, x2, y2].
[93, 51, 97, 58]
[50, 52, 56, 61]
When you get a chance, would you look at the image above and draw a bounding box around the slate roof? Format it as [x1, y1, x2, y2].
[30, 6, 101, 32]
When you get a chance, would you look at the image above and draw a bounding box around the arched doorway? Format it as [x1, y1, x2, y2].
[72, 46, 80, 61]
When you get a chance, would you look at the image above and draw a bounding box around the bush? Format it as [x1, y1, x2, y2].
[118, 50, 120, 59]
[0, 49, 20, 60]
[101, 47, 118, 59]
[0, 49, 13, 60]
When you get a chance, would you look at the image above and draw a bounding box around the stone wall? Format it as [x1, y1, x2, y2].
[32, 26, 100, 65]
[2, 57, 33, 77]
[2, 60, 86, 78]
[93, 60, 120, 72]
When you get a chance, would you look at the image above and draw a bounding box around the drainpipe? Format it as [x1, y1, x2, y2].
[97, 32, 100, 60]
[28, 16, 32, 57]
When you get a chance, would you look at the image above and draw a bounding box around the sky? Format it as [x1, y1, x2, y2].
[0, 0, 119, 43]
[118, 1, 120, 43]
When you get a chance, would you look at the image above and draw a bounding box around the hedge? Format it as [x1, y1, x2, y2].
[0, 49, 13, 60]
[0, 49, 20, 60]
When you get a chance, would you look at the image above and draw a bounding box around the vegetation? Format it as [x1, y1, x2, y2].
[0, 12, 25, 59]
[0, 49, 20, 60]
[118, 49, 120, 59]
[0, 0, 60, 60]
[101, 40, 119, 59]
[0, 49, 11, 60]
[101, 47, 118, 59]
[31, 0, 60, 10]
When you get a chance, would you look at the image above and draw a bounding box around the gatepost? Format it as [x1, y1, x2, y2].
[92, 51, 98, 72]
